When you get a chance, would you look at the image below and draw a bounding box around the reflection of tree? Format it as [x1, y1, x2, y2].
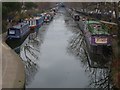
[67, 32, 86, 58]
[67, 30, 113, 89]
[20, 32, 44, 86]
[19, 24, 47, 86]
[87, 67, 113, 89]
[24, 44, 39, 66]
[22, 39, 40, 85]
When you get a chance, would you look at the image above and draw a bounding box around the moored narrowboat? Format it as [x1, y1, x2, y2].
[83, 20, 112, 54]
[44, 14, 52, 23]
[25, 15, 44, 32]
[35, 16, 44, 28]
[7, 22, 30, 39]
[25, 18, 36, 31]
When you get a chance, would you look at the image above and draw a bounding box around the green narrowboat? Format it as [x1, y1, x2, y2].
[83, 20, 112, 54]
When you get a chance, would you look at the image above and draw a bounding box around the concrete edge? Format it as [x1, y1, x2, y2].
[1, 33, 25, 89]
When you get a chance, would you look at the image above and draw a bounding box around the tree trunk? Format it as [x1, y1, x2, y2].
[114, 2, 120, 59]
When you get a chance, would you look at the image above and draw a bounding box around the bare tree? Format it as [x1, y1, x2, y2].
[114, 2, 120, 58]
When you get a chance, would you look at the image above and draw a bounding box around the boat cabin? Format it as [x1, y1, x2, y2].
[85, 20, 111, 46]
[7, 22, 29, 39]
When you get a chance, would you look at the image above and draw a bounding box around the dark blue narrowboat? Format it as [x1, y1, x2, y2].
[7, 22, 30, 39]
[35, 16, 44, 29]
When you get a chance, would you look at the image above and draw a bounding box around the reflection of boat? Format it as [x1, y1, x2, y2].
[6, 22, 30, 49]
[20, 37, 40, 86]
[87, 54, 110, 68]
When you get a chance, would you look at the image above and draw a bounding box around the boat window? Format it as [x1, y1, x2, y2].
[32, 21, 34, 25]
[34, 20, 36, 25]
[9, 28, 16, 34]
[30, 21, 32, 26]
[29, 21, 30, 25]
[84, 24, 87, 30]
[20, 29, 23, 34]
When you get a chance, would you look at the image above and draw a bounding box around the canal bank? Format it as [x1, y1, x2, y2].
[1, 33, 25, 89]
[66, 7, 120, 89]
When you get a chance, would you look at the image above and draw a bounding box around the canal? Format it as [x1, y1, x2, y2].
[17, 8, 112, 88]
[21, 8, 89, 88]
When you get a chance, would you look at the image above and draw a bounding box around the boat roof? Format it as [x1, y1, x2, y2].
[36, 13, 45, 17]
[86, 21, 109, 35]
[25, 18, 36, 21]
[25, 16, 41, 21]
[34, 17, 41, 19]
[91, 29, 109, 35]
[86, 20, 100, 24]
[12, 22, 28, 29]
[73, 13, 79, 15]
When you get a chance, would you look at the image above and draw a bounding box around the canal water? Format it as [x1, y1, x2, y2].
[19, 8, 112, 88]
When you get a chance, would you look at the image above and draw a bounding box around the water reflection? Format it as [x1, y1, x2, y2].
[87, 67, 112, 89]
[67, 26, 113, 89]
[20, 28, 46, 85]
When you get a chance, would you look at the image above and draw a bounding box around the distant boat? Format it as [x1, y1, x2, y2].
[44, 14, 52, 23]
[25, 18, 36, 31]
[7, 22, 30, 39]
[25, 15, 44, 32]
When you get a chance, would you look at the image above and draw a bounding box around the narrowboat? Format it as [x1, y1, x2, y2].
[35, 16, 44, 28]
[82, 20, 112, 54]
[7, 22, 30, 39]
[44, 14, 52, 23]
[25, 15, 44, 32]
[51, 8, 57, 15]
[25, 18, 36, 30]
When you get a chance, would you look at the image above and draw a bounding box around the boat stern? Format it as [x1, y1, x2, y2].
[90, 34, 112, 46]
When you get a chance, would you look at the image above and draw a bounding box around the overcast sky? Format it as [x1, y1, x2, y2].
[1, 0, 120, 2]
